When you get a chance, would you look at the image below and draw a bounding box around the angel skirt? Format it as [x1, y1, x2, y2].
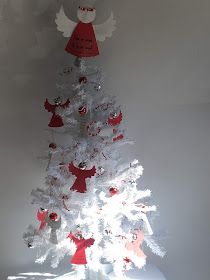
[65, 22, 99, 58]
[48, 114, 64, 127]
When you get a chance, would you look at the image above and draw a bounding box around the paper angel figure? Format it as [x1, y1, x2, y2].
[68, 232, 95, 265]
[44, 97, 70, 127]
[69, 162, 96, 193]
[55, 5, 116, 57]
[125, 229, 147, 269]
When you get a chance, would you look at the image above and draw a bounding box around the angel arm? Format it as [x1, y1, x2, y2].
[85, 238, 95, 247]
[84, 166, 96, 178]
[93, 12, 116, 42]
[67, 231, 73, 239]
[61, 99, 70, 109]
[69, 162, 80, 176]
[55, 5, 77, 38]
[44, 99, 56, 113]
[67, 232, 78, 244]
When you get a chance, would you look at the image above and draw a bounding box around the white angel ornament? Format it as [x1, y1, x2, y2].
[55, 4, 116, 57]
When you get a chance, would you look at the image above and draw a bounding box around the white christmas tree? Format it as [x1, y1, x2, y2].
[23, 3, 165, 280]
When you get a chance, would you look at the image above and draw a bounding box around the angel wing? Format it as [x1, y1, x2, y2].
[44, 99, 56, 113]
[85, 238, 95, 247]
[60, 98, 70, 109]
[55, 5, 77, 38]
[69, 162, 80, 176]
[93, 12, 116, 42]
[84, 166, 96, 178]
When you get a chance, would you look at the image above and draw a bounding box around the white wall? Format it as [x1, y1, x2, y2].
[0, 0, 210, 279]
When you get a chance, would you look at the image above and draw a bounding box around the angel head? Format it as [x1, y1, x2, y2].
[78, 162, 87, 170]
[130, 229, 144, 245]
[54, 96, 62, 105]
[77, 6, 96, 23]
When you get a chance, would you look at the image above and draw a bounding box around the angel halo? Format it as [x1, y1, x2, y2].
[55, 4, 116, 57]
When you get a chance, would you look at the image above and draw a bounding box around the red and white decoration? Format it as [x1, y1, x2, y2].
[49, 143, 57, 150]
[107, 111, 122, 126]
[107, 111, 124, 142]
[44, 98, 70, 127]
[78, 105, 88, 116]
[55, 5, 116, 57]
[68, 232, 95, 265]
[69, 162, 96, 193]
[79, 76, 88, 84]
[109, 187, 119, 196]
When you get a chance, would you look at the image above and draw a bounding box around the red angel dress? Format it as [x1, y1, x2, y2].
[69, 162, 96, 193]
[65, 22, 99, 58]
[68, 232, 95, 265]
[44, 98, 70, 127]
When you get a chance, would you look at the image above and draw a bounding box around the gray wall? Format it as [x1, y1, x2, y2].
[0, 0, 210, 279]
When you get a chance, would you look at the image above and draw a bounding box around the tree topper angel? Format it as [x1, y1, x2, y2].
[55, 4, 116, 57]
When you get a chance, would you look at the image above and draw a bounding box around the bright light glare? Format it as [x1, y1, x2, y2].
[8, 277, 27, 280]
[19, 273, 57, 276]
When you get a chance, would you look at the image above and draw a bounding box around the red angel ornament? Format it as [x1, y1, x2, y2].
[55, 5, 116, 57]
[69, 162, 96, 193]
[44, 97, 70, 127]
[68, 232, 95, 265]
[108, 111, 123, 126]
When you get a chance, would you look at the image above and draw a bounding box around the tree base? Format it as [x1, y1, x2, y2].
[7, 264, 166, 280]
